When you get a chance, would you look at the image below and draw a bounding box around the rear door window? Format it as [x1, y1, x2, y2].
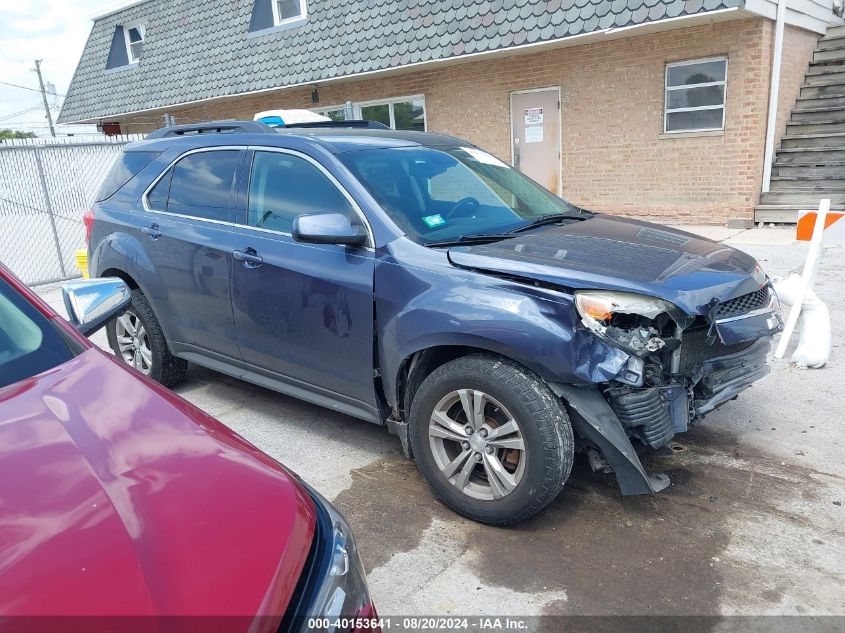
[164, 150, 240, 222]
[95, 151, 160, 202]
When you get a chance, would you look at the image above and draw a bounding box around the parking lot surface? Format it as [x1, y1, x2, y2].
[36, 227, 844, 618]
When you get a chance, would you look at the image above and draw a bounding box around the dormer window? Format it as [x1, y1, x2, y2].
[272, 0, 306, 26]
[123, 23, 145, 64]
[248, 0, 307, 34]
[105, 23, 146, 70]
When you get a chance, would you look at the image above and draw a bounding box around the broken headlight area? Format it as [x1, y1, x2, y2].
[574, 290, 687, 357]
[600, 320, 771, 452]
[569, 287, 776, 494]
[573, 288, 776, 460]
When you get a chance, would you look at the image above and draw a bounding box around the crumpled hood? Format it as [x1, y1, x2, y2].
[447, 215, 765, 315]
[0, 349, 314, 621]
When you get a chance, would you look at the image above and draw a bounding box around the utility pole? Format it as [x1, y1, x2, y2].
[33, 59, 56, 138]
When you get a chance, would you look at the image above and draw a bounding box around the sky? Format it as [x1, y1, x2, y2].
[0, 0, 115, 136]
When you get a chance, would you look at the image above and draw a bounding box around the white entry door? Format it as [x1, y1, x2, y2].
[510, 88, 561, 195]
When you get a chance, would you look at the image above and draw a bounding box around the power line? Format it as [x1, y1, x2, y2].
[0, 80, 42, 93]
[2, 106, 68, 124]
[0, 124, 100, 130]
[0, 195, 84, 226]
[0, 106, 43, 122]
[0, 80, 66, 98]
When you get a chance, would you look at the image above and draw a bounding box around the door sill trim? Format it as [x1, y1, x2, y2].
[176, 347, 383, 426]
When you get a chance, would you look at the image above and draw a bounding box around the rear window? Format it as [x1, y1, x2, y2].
[95, 151, 160, 202]
[0, 277, 75, 389]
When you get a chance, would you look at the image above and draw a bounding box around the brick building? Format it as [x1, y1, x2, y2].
[58, 0, 843, 225]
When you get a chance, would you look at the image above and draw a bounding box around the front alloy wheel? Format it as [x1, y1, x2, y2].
[114, 310, 153, 374]
[409, 354, 574, 525]
[429, 389, 526, 500]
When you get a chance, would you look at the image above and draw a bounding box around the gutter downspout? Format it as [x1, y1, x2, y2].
[761, 0, 788, 194]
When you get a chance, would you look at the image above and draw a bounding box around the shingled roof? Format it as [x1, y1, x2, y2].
[58, 0, 744, 123]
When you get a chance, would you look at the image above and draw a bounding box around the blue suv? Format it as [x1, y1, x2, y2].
[89, 119, 782, 525]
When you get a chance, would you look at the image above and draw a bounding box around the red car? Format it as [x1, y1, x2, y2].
[0, 264, 377, 631]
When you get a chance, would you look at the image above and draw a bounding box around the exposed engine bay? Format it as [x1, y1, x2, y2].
[562, 284, 782, 493]
[604, 327, 772, 450]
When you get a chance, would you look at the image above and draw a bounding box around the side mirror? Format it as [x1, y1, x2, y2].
[292, 213, 368, 247]
[62, 278, 131, 337]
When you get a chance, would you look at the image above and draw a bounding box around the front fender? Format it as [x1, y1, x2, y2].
[376, 250, 630, 406]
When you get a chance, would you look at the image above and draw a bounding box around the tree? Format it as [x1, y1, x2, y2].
[0, 129, 37, 140]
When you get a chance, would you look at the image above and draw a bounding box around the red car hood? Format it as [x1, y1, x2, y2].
[0, 348, 315, 620]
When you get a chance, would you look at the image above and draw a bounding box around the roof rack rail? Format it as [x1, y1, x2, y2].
[280, 120, 390, 130]
[146, 120, 275, 139]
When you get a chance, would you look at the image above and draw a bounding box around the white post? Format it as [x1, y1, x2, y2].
[761, 0, 787, 194]
[774, 198, 830, 359]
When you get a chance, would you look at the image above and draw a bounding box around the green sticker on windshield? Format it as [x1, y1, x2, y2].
[422, 214, 446, 228]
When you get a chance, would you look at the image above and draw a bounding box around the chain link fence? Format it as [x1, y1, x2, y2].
[0, 137, 142, 285]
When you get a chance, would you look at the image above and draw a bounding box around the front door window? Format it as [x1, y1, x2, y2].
[247, 151, 358, 233]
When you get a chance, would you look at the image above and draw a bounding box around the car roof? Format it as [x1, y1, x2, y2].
[279, 128, 466, 152]
[126, 126, 467, 155]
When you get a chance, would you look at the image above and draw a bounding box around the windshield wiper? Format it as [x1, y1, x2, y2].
[424, 233, 516, 248]
[508, 210, 590, 234]
[424, 209, 592, 247]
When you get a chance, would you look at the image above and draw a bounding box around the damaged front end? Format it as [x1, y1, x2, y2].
[556, 284, 782, 495]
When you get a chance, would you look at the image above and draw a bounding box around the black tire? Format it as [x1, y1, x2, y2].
[106, 288, 188, 388]
[409, 354, 574, 526]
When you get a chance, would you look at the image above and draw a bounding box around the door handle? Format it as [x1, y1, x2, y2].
[141, 224, 162, 240]
[232, 247, 263, 269]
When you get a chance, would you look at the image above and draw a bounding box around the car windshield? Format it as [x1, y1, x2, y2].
[339, 145, 582, 244]
[0, 276, 74, 389]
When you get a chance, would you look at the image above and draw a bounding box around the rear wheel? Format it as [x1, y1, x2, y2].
[106, 289, 187, 387]
[409, 354, 574, 525]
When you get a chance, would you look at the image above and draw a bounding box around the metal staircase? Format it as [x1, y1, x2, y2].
[756, 23, 845, 223]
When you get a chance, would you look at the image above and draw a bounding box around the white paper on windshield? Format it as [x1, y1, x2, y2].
[460, 147, 508, 167]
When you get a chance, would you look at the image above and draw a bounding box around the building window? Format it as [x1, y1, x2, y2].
[360, 103, 391, 127]
[664, 57, 727, 133]
[123, 24, 145, 64]
[273, 0, 307, 25]
[314, 96, 426, 131]
[314, 106, 347, 122]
